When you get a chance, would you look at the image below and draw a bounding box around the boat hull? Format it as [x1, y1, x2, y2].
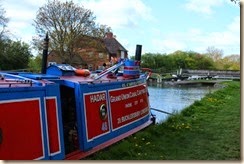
[0, 72, 154, 160]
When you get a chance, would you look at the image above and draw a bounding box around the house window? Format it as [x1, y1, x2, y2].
[121, 51, 125, 59]
[88, 64, 93, 71]
[99, 53, 104, 58]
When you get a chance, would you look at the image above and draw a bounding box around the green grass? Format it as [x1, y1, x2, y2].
[85, 81, 241, 160]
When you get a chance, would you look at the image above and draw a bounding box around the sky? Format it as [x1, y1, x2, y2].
[1, 0, 241, 57]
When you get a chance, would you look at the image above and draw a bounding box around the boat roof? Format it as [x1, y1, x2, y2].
[0, 71, 140, 89]
[0, 72, 56, 88]
[60, 72, 135, 84]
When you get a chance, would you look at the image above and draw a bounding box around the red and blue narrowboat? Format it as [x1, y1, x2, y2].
[0, 40, 155, 160]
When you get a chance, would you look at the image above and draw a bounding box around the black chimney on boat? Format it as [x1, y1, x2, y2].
[135, 44, 142, 66]
[41, 33, 49, 74]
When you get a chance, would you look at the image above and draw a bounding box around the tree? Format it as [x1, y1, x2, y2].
[218, 55, 240, 70]
[0, 3, 8, 39]
[230, 0, 240, 6]
[193, 54, 215, 70]
[33, 0, 111, 64]
[205, 46, 223, 62]
[225, 54, 240, 70]
[28, 55, 42, 72]
[141, 53, 156, 69]
[140, 51, 216, 73]
[0, 40, 32, 70]
[92, 24, 112, 38]
[170, 50, 188, 69]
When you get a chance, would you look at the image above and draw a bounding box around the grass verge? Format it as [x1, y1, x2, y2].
[85, 81, 240, 160]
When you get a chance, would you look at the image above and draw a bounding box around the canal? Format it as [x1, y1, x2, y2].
[148, 83, 218, 123]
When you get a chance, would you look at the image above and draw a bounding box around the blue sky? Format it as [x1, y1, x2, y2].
[2, 0, 240, 57]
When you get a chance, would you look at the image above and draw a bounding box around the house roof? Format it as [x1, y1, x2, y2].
[103, 32, 128, 54]
[47, 32, 128, 65]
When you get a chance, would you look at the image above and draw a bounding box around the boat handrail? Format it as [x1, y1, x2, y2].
[0, 72, 43, 86]
[93, 60, 125, 81]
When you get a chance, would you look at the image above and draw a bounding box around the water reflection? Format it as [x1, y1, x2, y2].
[148, 83, 217, 123]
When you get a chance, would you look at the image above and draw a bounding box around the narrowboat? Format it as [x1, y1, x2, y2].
[0, 37, 155, 160]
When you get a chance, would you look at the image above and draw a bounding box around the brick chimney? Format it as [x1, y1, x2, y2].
[106, 32, 113, 39]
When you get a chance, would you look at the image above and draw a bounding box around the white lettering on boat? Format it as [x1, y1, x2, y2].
[125, 103, 132, 108]
[110, 88, 147, 103]
[90, 93, 106, 103]
[117, 107, 149, 124]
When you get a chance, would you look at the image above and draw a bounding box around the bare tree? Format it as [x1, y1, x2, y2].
[0, 3, 9, 39]
[230, 0, 240, 6]
[92, 24, 112, 38]
[206, 46, 223, 62]
[33, 0, 111, 64]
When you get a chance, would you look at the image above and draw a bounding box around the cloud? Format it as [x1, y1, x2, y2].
[194, 16, 240, 53]
[1, 0, 239, 57]
[152, 39, 186, 54]
[2, 0, 153, 42]
[2, 0, 38, 41]
[227, 16, 240, 32]
[82, 0, 153, 28]
[184, 0, 224, 15]
[2, 0, 83, 42]
[150, 16, 240, 55]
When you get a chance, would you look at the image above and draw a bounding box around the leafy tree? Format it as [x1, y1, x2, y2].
[0, 2, 32, 71]
[33, 0, 111, 64]
[193, 54, 215, 70]
[218, 55, 240, 70]
[154, 53, 164, 68]
[185, 56, 197, 69]
[28, 55, 42, 72]
[226, 54, 240, 70]
[140, 50, 216, 73]
[162, 55, 175, 72]
[0, 40, 32, 70]
[169, 50, 188, 69]
[141, 53, 156, 69]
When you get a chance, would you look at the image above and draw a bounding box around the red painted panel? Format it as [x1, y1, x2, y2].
[0, 99, 44, 160]
[84, 92, 110, 141]
[46, 98, 60, 155]
[109, 84, 149, 130]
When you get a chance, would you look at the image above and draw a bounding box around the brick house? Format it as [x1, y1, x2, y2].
[47, 32, 128, 71]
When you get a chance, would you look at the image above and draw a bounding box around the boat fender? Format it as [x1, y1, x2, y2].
[75, 69, 91, 77]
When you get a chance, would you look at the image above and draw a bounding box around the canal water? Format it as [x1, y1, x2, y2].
[148, 83, 218, 123]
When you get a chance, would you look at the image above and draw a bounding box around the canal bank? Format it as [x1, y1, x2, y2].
[86, 81, 240, 160]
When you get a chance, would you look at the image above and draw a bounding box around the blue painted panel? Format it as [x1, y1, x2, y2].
[45, 84, 65, 160]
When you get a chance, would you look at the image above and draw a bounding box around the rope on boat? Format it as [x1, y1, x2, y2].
[150, 107, 175, 115]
